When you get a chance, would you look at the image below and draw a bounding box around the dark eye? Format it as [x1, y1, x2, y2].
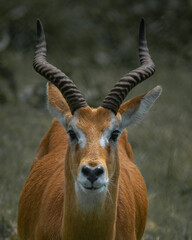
[67, 130, 78, 142]
[109, 130, 120, 142]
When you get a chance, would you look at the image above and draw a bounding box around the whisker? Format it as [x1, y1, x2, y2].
[106, 188, 113, 204]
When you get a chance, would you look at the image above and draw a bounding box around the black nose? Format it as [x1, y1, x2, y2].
[81, 165, 105, 183]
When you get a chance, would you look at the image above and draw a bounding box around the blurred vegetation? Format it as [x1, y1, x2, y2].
[0, 0, 192, 239]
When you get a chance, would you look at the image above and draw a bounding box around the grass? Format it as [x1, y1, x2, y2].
[0, 52, 191, 239]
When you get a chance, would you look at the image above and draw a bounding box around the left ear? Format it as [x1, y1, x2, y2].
[118, 86, 162, 130]
[47, 82, 72, 129]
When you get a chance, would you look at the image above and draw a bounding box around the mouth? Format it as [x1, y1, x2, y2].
[77, 181, 106, 193]
[84, 186, 101, 190]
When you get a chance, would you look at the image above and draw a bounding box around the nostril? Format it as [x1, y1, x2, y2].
[81, 165, 91, 176]
[94, 166, 105, 177]
[81, 165, 105, 184]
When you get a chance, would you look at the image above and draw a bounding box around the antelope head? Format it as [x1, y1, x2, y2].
[33, 19, 162, 210]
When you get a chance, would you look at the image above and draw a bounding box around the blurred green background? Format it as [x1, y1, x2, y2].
[0, 0, 191, 239]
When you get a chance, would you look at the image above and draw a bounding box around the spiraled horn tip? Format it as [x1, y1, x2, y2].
[139, 18, 146, 41]
[36, 18, 44, 40]
[141, 18, 145, 25]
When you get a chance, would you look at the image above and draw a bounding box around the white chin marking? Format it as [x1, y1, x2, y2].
[75, 181, 107, 212]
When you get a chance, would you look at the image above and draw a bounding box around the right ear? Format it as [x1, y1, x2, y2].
[47, 82, 72, 129]
[118, 86, 162, 130]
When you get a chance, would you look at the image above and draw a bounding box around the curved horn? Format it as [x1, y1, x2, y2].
[101, 19, 155, 115]
[33, 19, 88, 114]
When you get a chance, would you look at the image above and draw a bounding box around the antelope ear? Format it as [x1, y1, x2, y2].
[118, 86, 162, 130]
[47, 82, 72, 128]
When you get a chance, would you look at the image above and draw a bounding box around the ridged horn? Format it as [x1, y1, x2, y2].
[33, 19, 88, 114]
[101, 19, 155, 115]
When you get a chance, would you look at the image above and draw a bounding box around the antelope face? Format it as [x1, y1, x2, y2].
[47, 83, 162, 208]
[66, 107, 120, 201]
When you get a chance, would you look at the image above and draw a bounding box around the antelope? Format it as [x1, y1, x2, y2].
[17, 19, 162, 240]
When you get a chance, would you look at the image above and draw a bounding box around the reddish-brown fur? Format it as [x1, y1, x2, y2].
[18, 84, 149, 240]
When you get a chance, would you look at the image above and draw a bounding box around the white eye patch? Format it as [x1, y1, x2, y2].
[100, 116, 120, 148]
[68, 117, 86, 149]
